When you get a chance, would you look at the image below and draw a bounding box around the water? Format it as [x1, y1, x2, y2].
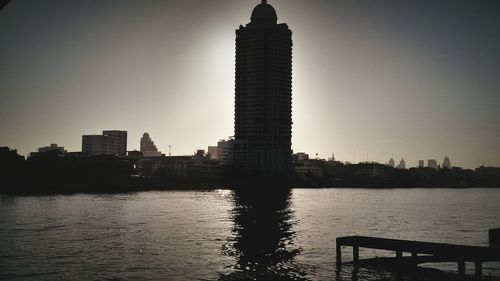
[1, 188, 499, 280]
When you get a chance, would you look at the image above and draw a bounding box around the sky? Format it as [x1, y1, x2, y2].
[0, 0, 499, 169]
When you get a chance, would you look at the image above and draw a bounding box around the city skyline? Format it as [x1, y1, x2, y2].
[1, 0, 499, 169]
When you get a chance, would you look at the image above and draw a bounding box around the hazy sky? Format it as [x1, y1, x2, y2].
[1, 0, 499, 168]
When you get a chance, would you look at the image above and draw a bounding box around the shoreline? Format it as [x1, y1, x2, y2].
[1, 184, 499, 196]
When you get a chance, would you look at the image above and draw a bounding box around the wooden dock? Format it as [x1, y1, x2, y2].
[336, 236, 500, 279]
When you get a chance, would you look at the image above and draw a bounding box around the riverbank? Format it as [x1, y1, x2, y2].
[2, 183, 500, 196]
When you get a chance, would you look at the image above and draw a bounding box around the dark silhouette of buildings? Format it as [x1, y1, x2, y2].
[2, 145, 500, 193]
[36, 143, 67, 154]
[232, 0, 293, 181]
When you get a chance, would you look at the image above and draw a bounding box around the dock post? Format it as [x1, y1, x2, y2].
[490, 228, 500, 246]
[475, 261, 482, 280]
[396, 250, 403, 259]
[458, 260, 466, 279]
[336, 243, 342, 265]
[411, 252, 417, 265]
[353, 246, 359, 265]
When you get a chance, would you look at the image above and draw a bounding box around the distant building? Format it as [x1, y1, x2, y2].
[418, 160, 425, 168]
[103, 130, 127, 156]
[233, 1, 293, 178]
[408, 167, 440, 187]
[442, 156, 451, 169]
[82, 135, 109, 156]
[82, 130, 127, 156]
[195, 149, 205, 158]
[38, 144, 67, 154]
[428, 159, 438, 170]
[294, 158, 326, 179]
[217, 139, 234, 165]
[388, 158, 395, 168]
[62, 152, 87, 158]
[355, 162, 395, 178]
[142, 155, 222, 181]
[396, 158, 406, 169]
[148, 156, 192, 177]
[140, 133, 161, 157]
[207, 146, 218, 160]
[293, 152, 309, 163]
[295, 164, 323, 179]
[127, 150, 143, 159]
[475, 166, 500, 177]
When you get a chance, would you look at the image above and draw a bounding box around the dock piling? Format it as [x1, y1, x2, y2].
[396, 250, 403, 259]
[475, 261, 482, 280]
[458, 260, 465, 279]
[490, 228, 500, 246]
[353, 246, 359, 265]
[411, 252, 417, 265]
[336, 243, 342, 265]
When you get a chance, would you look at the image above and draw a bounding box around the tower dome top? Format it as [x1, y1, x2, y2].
[250, 0, 277, 24]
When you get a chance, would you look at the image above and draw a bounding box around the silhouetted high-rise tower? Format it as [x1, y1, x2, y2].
[233, 0, 293, 179]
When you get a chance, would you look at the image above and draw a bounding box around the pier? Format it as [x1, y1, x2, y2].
[336, 236, 500, 279]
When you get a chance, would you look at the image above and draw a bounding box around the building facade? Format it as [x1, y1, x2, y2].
[442, 156, 451, 169]
[233, 0, 293, 178]
[103, 130, 127, 156]
[217, 139, 234, 165]
[140, 133, 162, 157]
[82, 130, 127, 156]
[428, 159, 438, 170]
[207, 146, 218, 160]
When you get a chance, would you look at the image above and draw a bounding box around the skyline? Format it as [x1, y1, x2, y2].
[1, 1, 500, 169]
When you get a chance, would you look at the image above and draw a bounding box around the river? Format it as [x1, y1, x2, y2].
[1, 188, 499, 280]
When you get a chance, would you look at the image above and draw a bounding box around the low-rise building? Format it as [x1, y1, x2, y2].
[38, 143, 67, 154]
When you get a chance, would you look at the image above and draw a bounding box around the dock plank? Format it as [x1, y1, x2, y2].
[336, 236, 500, 262]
